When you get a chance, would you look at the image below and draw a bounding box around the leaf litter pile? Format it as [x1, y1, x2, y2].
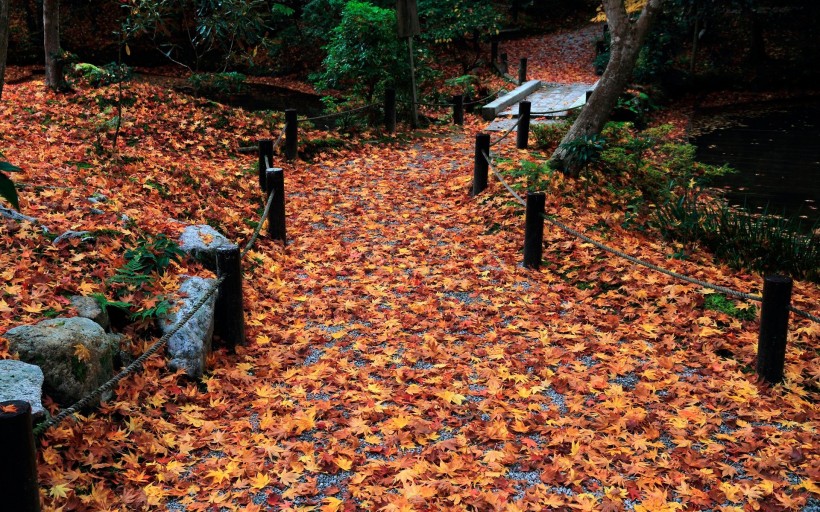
[1, 33, 820, 512]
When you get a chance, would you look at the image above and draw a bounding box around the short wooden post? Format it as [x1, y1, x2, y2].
[524, 192, 545, 269]
[266, 168, 286, 244]
[214, 247, 245, 350]
[757, 275, 792, 384]
[452, 94, 464, 126]
[0, 400, 40, 512]
[500, 53, 508, 73]
[473, 133, 490, 196]
[491, 39, 498, 63]
[518, 58, 528, 84]
[517, 100, 531, 150]
[258, 139, 273, 192]
[384, 88, 396, 134]
[285, 109, 297, 161]
[585, 90, 593, 103]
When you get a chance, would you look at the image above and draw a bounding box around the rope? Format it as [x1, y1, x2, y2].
[490, 117, 522, 147]
[34, 180, 279, 438]
[530, 104, 584, 116]
[32, 276, 224, 438]
[464, 89, 502, 106]
[483, 158, 820, 323]
[299, 104, 377, 122]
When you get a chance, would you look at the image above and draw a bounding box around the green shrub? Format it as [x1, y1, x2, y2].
[188, 72, 247, 96]
[73, 62, 132, 87]
[655, 192, 820, 282]
[532, 121, 570, 150]
[560, 134, 606, 169]
[703, 293, 757, 321]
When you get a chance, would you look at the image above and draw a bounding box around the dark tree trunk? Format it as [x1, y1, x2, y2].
[43, 0, 64, 91]
[551, 0, 663, 177]
[0, 0, 9, 100]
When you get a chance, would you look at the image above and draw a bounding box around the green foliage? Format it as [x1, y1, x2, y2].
[130, 297, 173, 321]
[311, 1, 407, 102]
[504, 160, 555, 193]
[188, 72, 246, 95]
[110, 234, 184, 287]
[417, 0, 502, 45]
[560, 134, 606, 168]
[444, 75, 479, 98]
[531, 121, 570, 150]
[72, 62, 132, 87]
[612, 91, 656, 128]
[0, 152, 21, 210]
[703, 293, 757, 321]
[655, 191, 820, 282]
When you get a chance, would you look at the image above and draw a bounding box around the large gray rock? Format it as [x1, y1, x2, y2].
[70, 295, 110, 330]
[0, 360, 45, 419]
[179, 225, 237, 270]
[159, 276, 217, 378]
[5, 317, 118, 406]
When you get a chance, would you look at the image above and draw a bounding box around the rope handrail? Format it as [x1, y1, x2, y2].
[299, 103, 377, 123]
[33, 174, 281, 438]
[530, 104, 584, 116]
[481, 152, 820, 323]
[464, 89, 502, 106]
[490, 117, 522, 147]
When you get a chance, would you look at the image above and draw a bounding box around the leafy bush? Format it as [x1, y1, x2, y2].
[110, 234, 184, 287]
[703, 293, 757, 321]
[311, 1, 408, 103]
[0, 152, 21, 210]
[188, 72, 246, 96]
[559, 134, 606, 169]
[655, 192, 820, 282]
[531, 121, 570, 150]
[72, 62, 132, 87]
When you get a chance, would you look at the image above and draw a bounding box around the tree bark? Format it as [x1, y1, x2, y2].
[43, 0, 64, 91]
[551, 0, 663, 177]
[0, 0, 9, 100]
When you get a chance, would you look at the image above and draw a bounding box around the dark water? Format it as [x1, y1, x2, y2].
[694, 100, 820, 226]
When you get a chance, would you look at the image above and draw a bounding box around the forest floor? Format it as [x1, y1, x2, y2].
[1, 26, 819, 512]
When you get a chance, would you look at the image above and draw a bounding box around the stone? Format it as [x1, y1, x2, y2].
[0, 360, 45, 419]
[178, 225, 237, 270]
[159, 276, 217, 378]
[5, 317, 118, 406]
[70, 295, 110, 330]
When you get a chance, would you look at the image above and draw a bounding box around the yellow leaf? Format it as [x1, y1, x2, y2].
[50, 483, 70, 499]
[73, 343, 92, 363]
[335, 456, 353, 471]
[249, 472, 271, 490]
[321, 497, 344, 512]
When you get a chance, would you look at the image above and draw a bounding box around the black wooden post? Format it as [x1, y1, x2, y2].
[518, 58, 528, 84]
[214, 247, 245, 350]
[285, 109, 297, 161]
[517, 100, 531, 150]
[266, 168, 286, 244]
[258, 139, 273, 192]
[500, 53, 508, 73]
[473, 133, 490, 196]
[757, 275, 793, 384]
[384, 88, 396, 134]
[0, 400, 40, 512]
[523, 192, 545, 269]
[452, 94, 464, 126]
[491, 39, 498, 63]
[585, 90, 593, 103]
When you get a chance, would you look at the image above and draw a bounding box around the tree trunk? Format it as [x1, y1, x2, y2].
[43, 0, 64, 91]
[551, 0, 663, 177]
[0, 0, 9, 100]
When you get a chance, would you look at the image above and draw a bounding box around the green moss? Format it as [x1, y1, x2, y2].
[70, 356, 88, 382]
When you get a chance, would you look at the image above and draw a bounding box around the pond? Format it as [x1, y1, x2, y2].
[693, 98, 820, 228]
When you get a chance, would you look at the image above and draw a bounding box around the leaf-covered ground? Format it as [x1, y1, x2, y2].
[1, 28, 819, 512]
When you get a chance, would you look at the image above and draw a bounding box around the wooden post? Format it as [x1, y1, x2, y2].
[524, 192, 545, 269]
[491, 39, 498, 63]
[258, 139, 273, 192]
[452, 94, 464, 126]
[500, 53, 508, 73]
[266, 168, 286, 244]
[585, 90, 593, 103]
[385, 88, 396, 134]
[757, 275, 792, 384]
[285, 109, 297, 161]
[0, 400, 40, 512]
[517, 100, 531, 150]
[518, 58, 527, 84]
[214, 247, 245, 350]
[473, 133, 490, 196]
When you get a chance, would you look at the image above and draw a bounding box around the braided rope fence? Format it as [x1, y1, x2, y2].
[32, 139, 283, 439]
[480, 150, 820, 324]
[299, 103, 378, 123]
